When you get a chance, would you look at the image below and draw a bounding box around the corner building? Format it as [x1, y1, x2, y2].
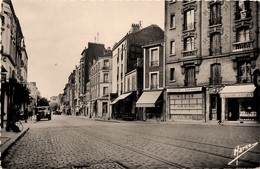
[165, 0, 260, 122]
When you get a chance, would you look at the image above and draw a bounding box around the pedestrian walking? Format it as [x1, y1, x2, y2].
[24, 108, 28, 123]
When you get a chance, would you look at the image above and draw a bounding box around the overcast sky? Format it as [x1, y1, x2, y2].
[12, 0, 164, 99]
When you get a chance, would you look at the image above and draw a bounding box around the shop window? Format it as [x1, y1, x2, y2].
[235, 1, 251, 20]
[239, 99, 257, 121]
[238, 60, 252, 83]
[184, 37, 194, 51]
[210, 33, 221, 55]
[236, 27, 250, 42]
[185, 67, 196, 86]
[184, 9, 194, 31]
[210, 2, 221, 26]
[210, 63, 221, 85]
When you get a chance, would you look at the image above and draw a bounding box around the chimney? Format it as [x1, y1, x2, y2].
[129, 23, 140, 33]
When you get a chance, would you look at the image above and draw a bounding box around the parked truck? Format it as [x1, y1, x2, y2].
[36, 106, 51, 121]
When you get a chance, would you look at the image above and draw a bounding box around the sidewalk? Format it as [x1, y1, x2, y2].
[0, 118, 35, 159]
[74, 115, 260, 127]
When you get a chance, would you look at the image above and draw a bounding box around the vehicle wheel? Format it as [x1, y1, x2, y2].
[48, 117, 51, 120]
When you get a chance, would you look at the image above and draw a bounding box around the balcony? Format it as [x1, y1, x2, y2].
[233, 41, 253, 52]
[150, 60, 159, 67]
[182, 49, 197, 57]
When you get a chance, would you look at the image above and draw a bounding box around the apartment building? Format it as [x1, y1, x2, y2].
[110, 24, 164, 120]
[1, 0, 30, 129]
[136, 40, 165, 121]
[89, 50, 112, 118]
[165, 0, 260, 122]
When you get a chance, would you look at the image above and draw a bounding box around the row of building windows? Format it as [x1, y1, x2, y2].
[90, 59, 110, 76]
[169, 1, 252, 57]
[169, 60, 252, 87]
[90, 86, 109, 100]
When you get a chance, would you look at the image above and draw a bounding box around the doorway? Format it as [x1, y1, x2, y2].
[227, 98, 239, 121]
[210, 94, 221, 120]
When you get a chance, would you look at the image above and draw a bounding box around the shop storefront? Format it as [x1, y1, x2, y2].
[166, 87, 205, 121]
[111, 92, 136, 120]
[219, 84, 257, 122]
[136, 90, 164, 121]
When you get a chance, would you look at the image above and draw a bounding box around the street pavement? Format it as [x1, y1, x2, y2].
[1, 115, 260, 169]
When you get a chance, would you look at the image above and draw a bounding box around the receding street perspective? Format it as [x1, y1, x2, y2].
[1, 0, 260, 168]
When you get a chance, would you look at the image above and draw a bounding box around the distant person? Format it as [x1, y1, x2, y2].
[24, 108, 28, 123]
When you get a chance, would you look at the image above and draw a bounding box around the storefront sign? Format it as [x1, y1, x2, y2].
[167, 87, 202, 93]
[220, 93, 253, 98]
[228, 142, 258, 166]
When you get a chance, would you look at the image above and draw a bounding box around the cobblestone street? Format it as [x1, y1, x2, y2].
[2, 115, 260, 169]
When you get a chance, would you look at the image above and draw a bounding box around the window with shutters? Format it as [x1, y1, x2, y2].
[210, 64, 222, 85]
[185, 67, 196, 86]
[210, 33, 221, 55]
[210, 2, 221, 26]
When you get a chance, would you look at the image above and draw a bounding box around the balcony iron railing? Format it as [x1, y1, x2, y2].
[182, 49, 197, 57]
[233, 41, 253, 52]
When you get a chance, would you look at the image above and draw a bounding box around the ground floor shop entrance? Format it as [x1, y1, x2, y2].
[210, 94, 221, 121]
[220, 84, 258, 122]
[136, 90, 164, 121]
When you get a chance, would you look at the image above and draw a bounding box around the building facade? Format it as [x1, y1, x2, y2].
[1, 0, 30, 130]
[165, 0, 260, 122]
[136, 40, 165, 121]
[89, 50, 112, 118]
[110, 24, 164, 120]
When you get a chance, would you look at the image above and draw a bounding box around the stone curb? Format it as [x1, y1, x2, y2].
[1, 127, 30, 159]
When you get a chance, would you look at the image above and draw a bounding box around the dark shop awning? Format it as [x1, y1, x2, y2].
[111, 92, 132, 105]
